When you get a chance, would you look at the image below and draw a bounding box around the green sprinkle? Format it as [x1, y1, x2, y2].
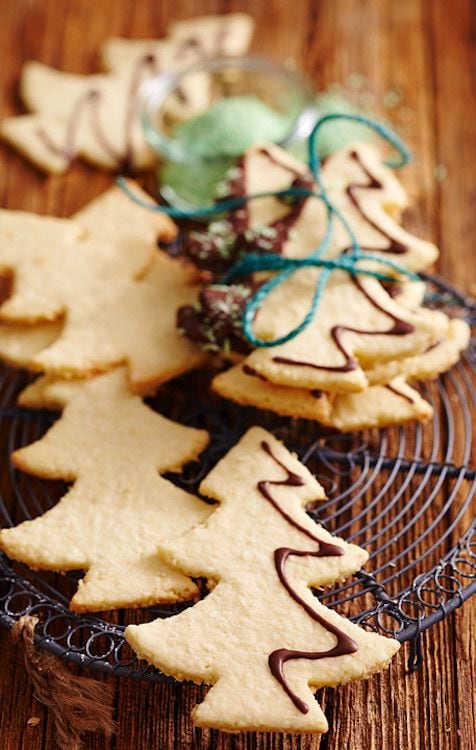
[434, 164, 448, 182]
[258, 226, 278, 238]
[347, 72, 367, 90]
[215, 180, 231, 197]
[382, 88, 404, 109]
[216, 300, 231, 315]
[173, 96, 291, 159]
[209, 221, 233, 235]
[226, 166, 244, 180]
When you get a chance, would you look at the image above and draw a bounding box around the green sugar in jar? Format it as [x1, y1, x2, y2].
[172, 95, 290, 157]
[161, 95, 291, 206]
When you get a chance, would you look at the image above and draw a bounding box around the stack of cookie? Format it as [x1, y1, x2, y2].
[0, 184, 206, 390]
[174, 142, 470, 430]
[0, 13, 254, 173]
[0, 184, 217, 611]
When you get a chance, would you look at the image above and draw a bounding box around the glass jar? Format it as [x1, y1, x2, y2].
[140, 55, 315, 208]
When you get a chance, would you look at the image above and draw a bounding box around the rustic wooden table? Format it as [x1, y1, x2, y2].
[0, 1, 474, 748]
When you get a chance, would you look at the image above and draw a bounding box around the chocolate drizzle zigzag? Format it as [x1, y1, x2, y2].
[384, 383, 416, 404]
[345, 150, 408, 254]
[33, 24, 233, 171]
[272, 274, 414, 372]
[36, 55, 158, 171]
[258, 441, 357, 714]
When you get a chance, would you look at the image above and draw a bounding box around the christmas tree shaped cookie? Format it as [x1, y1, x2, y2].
[102, 14, 254, 75]
[27, 251, 206, 392]
[321, 142, 439, 272]
[0, 182, 170, 323]
[126, 427, 399, 733]
[103, 14, 254, 122]
[0, 185, 204, 390]
[0, 14, 253, 173]
[0, 368, 210, 612]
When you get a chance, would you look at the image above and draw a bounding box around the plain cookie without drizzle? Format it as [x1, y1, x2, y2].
[0, 184, 205, 391]
[1, 368, 210, 612]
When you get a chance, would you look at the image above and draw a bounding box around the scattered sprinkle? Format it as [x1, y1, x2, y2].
[209, 221, 232, 235]
[312, 92, 372, 157]
[382, 88, 404, 109]
[173, 96, 291, 159]
[434, 164, 448, 182]
[347, 72, 367, 90]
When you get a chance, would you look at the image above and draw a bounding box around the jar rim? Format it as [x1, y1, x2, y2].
[140, 54, 315, 164]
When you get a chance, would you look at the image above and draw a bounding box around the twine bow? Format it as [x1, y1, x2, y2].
[118, 113, 419, 347]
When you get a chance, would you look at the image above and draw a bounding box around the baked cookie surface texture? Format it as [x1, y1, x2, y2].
[0, 14, 254, 173]
[0, 368, 210, 612]
[126, 427, 399, 733]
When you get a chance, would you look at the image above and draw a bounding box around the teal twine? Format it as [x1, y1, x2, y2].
[117, 113, 416, 347]
[116, 179, 318, 219]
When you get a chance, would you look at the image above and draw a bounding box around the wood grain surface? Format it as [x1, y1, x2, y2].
[0, 1, 474, 749]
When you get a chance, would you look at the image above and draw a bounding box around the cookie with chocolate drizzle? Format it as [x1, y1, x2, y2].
[126, 427, 399, 734]
[212, 363, 434, 430]
[240, 268, 449, 392]
[181, 265, 449, 393]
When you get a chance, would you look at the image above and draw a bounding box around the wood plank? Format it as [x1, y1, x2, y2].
[429, 4, 476, 750]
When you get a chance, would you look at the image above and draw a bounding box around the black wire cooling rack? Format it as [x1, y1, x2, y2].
[0, 275, 474, 680]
